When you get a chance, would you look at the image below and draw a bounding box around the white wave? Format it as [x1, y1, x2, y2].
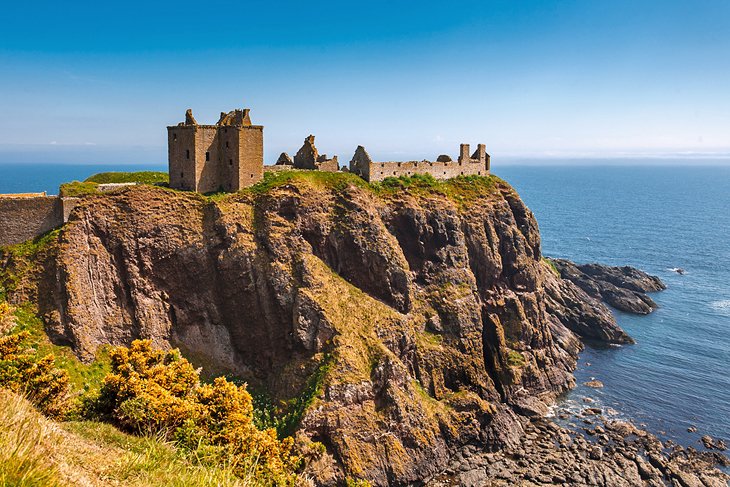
[710, 299, 730, 316]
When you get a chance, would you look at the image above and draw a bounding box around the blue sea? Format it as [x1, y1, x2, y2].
[1, 162, 729, 450]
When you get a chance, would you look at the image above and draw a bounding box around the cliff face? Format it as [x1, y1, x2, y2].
[22, 176, 623, 485]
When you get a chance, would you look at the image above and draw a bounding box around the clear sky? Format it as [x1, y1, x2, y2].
[1, 0, 729, 165]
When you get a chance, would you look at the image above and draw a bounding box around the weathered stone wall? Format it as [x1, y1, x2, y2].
[168, 111, 263, 193]
[366, 159, 488, 182]
[194, 126, 221, 193]
[237, 126, 264, 189]
[168, 126, 197, 191]
[0, 196, 62, 246]
[349, 144, 490, 182]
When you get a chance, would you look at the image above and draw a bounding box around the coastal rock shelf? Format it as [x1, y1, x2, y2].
[2, 174, 723, 486]
[549, 258, 666, 315]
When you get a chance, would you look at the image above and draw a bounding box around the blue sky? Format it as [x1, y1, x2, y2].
[1, 0, 729, 164]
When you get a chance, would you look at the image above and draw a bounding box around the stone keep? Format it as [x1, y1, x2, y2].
[168, 108, 263, 193]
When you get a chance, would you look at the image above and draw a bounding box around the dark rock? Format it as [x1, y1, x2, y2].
[549, 258, 665, 314]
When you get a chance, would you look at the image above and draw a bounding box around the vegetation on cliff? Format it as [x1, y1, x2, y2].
[59, 171, 169, 197]
[85, 340, 300, 484]
[0, 171, 649, 485]
[0, 300, 302, 484]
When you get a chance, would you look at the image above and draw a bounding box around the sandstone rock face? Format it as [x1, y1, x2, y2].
[21, 179, 647, 485]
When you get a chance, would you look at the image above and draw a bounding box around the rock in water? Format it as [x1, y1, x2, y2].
[549, 258, 665, 314]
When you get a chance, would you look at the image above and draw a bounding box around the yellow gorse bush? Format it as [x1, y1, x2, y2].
[0, 331, 71, 418]
[91, 340, 299, 485]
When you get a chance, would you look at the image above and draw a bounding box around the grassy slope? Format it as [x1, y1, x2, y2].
[0, 389, 248, 487]
[59, 171, 169, 197]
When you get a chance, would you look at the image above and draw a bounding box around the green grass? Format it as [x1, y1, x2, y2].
[506, 349, 526, 368]
[59, 172, 169, 197]
[59, 181, 100, 197]
[0, 229, 60, 301]
[0, 390, 249, 487]
[542, 257, 560, 277]
[84, 171, 169, 185]
[251, 353, 334, 439]
[248, 169, 369, 195]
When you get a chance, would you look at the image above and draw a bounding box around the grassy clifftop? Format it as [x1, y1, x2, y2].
[59, 171, 169, 197]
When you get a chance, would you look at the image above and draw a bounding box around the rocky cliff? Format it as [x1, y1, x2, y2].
[2, 174, 652, 485]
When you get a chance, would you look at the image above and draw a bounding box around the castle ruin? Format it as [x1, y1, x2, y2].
[275, 135, 339, 172]
[167, 108, 263, 192]
[167, 107, 490, 191]
[348, 144, 490, 182]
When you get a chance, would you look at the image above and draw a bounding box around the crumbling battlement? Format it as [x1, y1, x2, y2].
[349, 143, 490, 182]
[168, 108, 263, 193]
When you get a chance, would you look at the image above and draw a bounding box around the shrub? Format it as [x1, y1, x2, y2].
[0, 331, 71, 418]
[88, 340, 299, 485]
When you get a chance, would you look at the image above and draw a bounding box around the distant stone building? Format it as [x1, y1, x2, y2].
[275, 135, 339, 172]
[166, 106, 490, 191]
[349, 143, 490, 182]
[167, 108, 263, 193]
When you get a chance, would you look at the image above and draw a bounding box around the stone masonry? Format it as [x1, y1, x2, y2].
[349, 143, 490, 182]
[168, 108, 264, 193]
[275, 135, 339, 172]
[0, 195, 79, 246]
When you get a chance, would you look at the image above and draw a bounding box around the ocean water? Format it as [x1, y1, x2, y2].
[497, 165, 730, 449]
[0, 163, 166, 195]
[1, 163, 728, 449]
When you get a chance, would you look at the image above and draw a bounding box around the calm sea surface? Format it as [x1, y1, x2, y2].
[1, 163, 729, 448]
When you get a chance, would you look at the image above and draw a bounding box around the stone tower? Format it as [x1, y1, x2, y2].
[167, 108, 264, 193]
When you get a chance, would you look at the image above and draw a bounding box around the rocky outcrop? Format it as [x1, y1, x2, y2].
[550, 258, 666, 315]
[428, 415, 729, 486]
[543, 272, 634, 344]
[2, 175, 673, 485]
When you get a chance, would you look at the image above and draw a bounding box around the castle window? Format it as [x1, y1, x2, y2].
[205, 151, 210, 161]
[478, 171, 481, 175]
[186, 149, 190, 159]
[229, 159, 233, 166]
[180, 172, 184, 178]
[173, 133, 177, 141]
[226, 141, 229, 148]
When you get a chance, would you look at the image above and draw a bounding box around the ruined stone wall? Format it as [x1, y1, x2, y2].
[193, 126, 222, 193]
[365, 160, 488, 182]
[218, 127, 241, 192]
[168, 127, 197, 191]
[0, 197, 63, 246]
[237, 126, 264, 189]
[316, 157, 339, 172]
[349, 144, 490, 182]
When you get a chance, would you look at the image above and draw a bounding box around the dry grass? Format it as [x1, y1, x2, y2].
[0, 389, 256, 486]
